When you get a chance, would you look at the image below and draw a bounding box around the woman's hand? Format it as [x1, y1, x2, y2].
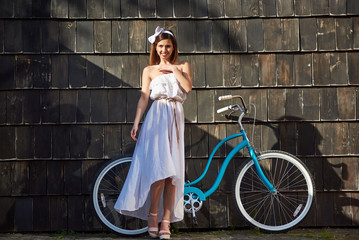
[157, 64, 180, 74]
[131, 125, 138, 141]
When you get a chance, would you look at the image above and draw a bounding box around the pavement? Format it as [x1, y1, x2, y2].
[1, 228, 359, 240]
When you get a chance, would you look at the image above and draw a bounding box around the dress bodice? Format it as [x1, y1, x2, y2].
[149, 73, 187, 102]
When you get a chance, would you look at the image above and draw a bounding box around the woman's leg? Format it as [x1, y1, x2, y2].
[160, 178, 176, 234]
[148, 179, 165, 235]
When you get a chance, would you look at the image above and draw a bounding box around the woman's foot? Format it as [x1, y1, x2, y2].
[148, 212, 159, 238]
[159, 219, 171, 239]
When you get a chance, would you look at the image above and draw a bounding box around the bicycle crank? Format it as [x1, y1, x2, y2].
[184, 192, 203, 225]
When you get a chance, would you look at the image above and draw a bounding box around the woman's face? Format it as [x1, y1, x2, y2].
[155, 39, 174, 61]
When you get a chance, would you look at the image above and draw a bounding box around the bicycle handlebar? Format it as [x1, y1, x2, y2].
[217, 95, 248, 114]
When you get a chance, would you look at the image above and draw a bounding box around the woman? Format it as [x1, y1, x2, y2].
[114, 26, 192, 239]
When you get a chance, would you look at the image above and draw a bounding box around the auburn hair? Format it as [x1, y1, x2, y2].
[149, 30, 178, 65]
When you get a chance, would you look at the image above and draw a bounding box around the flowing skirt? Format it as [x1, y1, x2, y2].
[114, 99, 185, 222]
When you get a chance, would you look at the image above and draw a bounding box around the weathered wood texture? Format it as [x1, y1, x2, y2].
[0, 0, 359, 232]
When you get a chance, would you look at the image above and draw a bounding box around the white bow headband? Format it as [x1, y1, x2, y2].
[148, 26, 174, 44]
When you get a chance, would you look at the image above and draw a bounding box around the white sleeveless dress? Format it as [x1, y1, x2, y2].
[114, 73, 186, 223]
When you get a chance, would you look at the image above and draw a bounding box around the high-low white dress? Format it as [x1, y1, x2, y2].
[114, 73, 186, 223]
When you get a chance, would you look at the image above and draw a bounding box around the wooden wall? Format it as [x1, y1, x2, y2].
[0, 0, 359, 232]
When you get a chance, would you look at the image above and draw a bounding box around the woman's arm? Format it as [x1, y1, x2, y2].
[131, 67, 151, 141]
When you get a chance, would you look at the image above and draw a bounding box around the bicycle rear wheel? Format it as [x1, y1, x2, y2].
[91, 156, 148, 235]
[233, 150, 314, 233]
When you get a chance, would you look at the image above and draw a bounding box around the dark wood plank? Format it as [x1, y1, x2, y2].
[294, 0, 312, 15]
[282, 18, 299, 50]
[76, 21, 94, 53]
[157, 0, 173, 17]
[330, 0, 346, 15]
[174, 0, 190, 17]
[195, 21, 212, 52]
[6, 91, 23, 124]
[191, 0, 208, 17]
[317, 18, 336, 51]
[112, 21, 128, 53]
[0, 91, 6, 124]
[70, 125, 88, 158]
[87, 56, 104, 87]
[209, 193, 227, 228]
[330, 52, 348, 85]
[77, 90, 91, 122]
[0, 55, 15, 89]
[64, 161, 82, 194]
[4, 20, 22, 53]
[240, 54, 259, 87]
[224, 0, 242, 17]
[33, 196, 50, 231]
[34, 126, 52, 159]
[41, 90, 59, 124]
[177, 21, 195, 53]
[15, 126, 34, 159]
[42, 20, 59, 53]
[0, 197, 15, 231]
[313, 53, 330, 85]
[90, 89, 108, 123]
[223, 54, 241, 87]
[263, 19, 281, 51]
[108, 89, 126, 122]
[23, 90, 41, 124]
[69, 55, 87, 88]
[52, 126, 71, 159]
[0, 162, 12, 195]
[120, 0, 138, 18]
[87, 0, 104, 18]
[259, 54, 276, 87]
[94, 21, 111, 53]
[212, 20, 229, 52]
[32, 55, 51, 88]
[87, 125, 104, 159]
[191, 124, 209, 158]
[246, 19, 264, 52]
[208, 0, 224, 17]
[47, 161, 64, 194]
[104, 125, 122, 159]
[197, 90, 214, 123]
[320, 88, 339, 120]
[51, 55, 68, 88]
[11, 161, 29, 195]
[183, 89, 197, 123]
[49, 196, 67, 231]
[312, 0, 329, 15]
[205, 55, 223, 87]
[242, 0, 259, 17]
[51, 0, 68, 18]
[60, 90, 77, 123]
[59, 21, 75, 53]
[259, 0, 276, 16]
[29, 161, 47, 195]
[69, 0, 86, 18]
[128, 21, 146, 53]
[139, 0, 156, 18]
[268, 89, 285, 121]
[297, 122, 316, 156]
[276, 54, 294, 86]
[32, 0, 51, 17]
[104, 0, 121, 18]
[302, 88, 320, 121]
[277, 0, 294, 16]
[299, 18, 317, 51]
[14, 197, 32, 231]
[22, 20, 41, 53]
[229, 20, 247, 52]
[121, 55, 140, 88]
[349, 122, 359, 155]
[294, 54, 312, 86]
[68, 196, 84, 231]
[104, 56, 122, 87]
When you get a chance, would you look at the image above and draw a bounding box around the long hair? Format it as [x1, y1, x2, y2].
[149, 30, 178, 65]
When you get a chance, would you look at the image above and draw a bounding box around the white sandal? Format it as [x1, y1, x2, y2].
[159, 219, 171, 239]
[148, 212, 159, 238]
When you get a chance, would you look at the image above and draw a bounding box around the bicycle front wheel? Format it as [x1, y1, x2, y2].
[233, 150, 315, 233]
[91, 156, 148, 235]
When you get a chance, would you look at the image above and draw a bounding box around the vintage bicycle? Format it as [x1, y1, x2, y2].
[91, 95, 315, 235]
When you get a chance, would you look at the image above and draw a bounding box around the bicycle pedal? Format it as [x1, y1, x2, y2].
[193, 216, 198, 226]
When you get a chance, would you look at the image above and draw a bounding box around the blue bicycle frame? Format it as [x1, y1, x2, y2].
[184, 128, 276, 201]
